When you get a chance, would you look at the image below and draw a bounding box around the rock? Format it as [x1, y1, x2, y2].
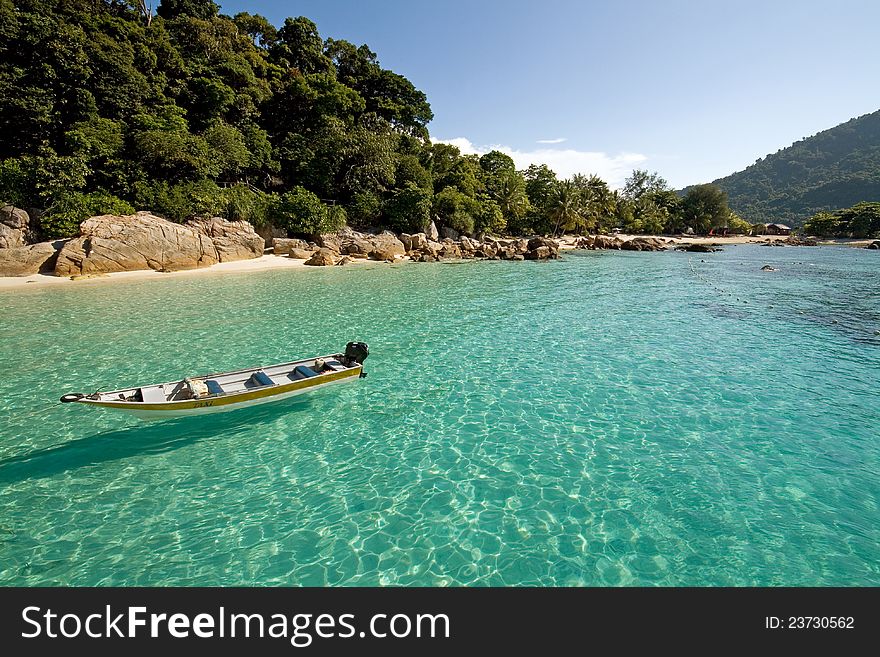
[621, 237, 667, 251]
[256, 224, 286, 244]
[272, 237, 311, 255]
[0, 205, 30, 248]
[0, 240, 65, 276]
[426, 220, 439, 241]
[315, 233, 343, 253]
[187, 217, 265, 261]
[335, 256, 353, 266]
[675, 243, 722, 253]
[399, 233, 413, 252]
[55, 213, 219, 277]
[369, 231, 405, 257]
[440, 226, 460, 240]
[410, 232, 428, 251]
[340, 236, 373, 255]
[784, 236, 818, 246]
[866, 241, 879, 250]
[288, 248, 315, 259]
[304, 248, 337, 266]
[761, 265, 777, 271]
[439, 242, 462, 259]
[524, 245, 552, 260]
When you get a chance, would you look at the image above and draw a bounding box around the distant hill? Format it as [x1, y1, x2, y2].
[698, 110, 880, 226]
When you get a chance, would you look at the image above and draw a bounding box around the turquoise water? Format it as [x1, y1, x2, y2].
[1, 245, 878, 586]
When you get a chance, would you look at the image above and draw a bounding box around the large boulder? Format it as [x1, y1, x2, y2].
[55, 213, 217, 277]
[304, 247, 337, 266]
[272, 237, 311, 255]
[369, 231, 405, 257]
[426, 220, 440, 241]
[0, 205, 30, 249]
[621, 237, 667, 251]
[0, 240, 65, 276]
[53, 213, 263, 277]
[288, 248, 315, 259]
[525, 237, 560, 260]
[187, 217, 264, 261]
[341, 236, 373, 256]
[676, 243, 722, 253]
[315, 233, 343, 253]
[867, 240, 880, 250]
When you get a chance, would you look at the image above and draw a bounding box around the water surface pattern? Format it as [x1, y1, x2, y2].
[1, 245, 878, 585]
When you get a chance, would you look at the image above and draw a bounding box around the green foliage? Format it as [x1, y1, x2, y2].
[347, 190, 382, 226]
[157, 0, 220, 20]
[219, 185, 274, 228]
[133, 179, 224, 222]
[383, 182, 432, 233]
[804, 202, 880, 238]
[0, 158, 35, 208]
[433, 186, 478, 235]
[474, 196, 506, 235]
[680, 184, 730, 234]
[623, 169, 668, 201]
[726, 211, 752, 235]
[41, 191, 135, 240]
[271, 186, 341, 236]
[705, 109, 880, 226]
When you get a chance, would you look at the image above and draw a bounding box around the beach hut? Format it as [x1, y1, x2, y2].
[765, 223, 791, 235]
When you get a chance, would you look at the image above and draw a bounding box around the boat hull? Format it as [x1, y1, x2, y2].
[76, 365, 361, 420]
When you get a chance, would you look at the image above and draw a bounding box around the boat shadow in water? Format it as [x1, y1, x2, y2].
[0, 398, 315, 485]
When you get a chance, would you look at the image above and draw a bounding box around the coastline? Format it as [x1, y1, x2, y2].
[0, 234, 867, 291]
[0, 253, 376, 291]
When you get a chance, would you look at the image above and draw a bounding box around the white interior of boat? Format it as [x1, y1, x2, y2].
[94, 355, 354, 404]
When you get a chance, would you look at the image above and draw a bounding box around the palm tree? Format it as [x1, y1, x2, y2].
[491, 170, 530, 224]
[548, 179, 585, 236]
[572, 174, 614, 233]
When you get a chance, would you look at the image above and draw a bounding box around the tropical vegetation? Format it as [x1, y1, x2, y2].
[5, 0, 860, 242]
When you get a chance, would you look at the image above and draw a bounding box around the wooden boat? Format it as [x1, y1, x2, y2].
[60, 342, 369, 420]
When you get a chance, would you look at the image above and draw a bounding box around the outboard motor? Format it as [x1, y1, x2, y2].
[344, 341, 370, 366]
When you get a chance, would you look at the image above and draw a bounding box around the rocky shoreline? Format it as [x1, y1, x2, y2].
[0, 205, 866, 282]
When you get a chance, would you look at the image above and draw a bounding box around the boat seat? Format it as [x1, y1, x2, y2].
[324, 359, 346, 371]
[245, 371, 274, 388]
[205, 380, 224, 395]
[290, 365, 319, 381]
[140, 387, 166, 403]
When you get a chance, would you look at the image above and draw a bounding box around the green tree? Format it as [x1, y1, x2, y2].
[157, 0, 219, 20]
[41, 191, 135, 239]
[383, 182, 432, 233]
[680, 184, 729, 234]
[547, 179, 585, 236]
[433, 186, 478, 235]
[272, 186, 340, 236]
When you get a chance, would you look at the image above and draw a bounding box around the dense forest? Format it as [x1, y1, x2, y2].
[1, 0, 741, 240]
[707, 109, 880, 227]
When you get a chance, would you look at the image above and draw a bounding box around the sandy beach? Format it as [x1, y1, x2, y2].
[0, 254, 378, 291]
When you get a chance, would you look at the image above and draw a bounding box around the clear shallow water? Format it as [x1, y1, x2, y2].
[1, 245, 878, 586]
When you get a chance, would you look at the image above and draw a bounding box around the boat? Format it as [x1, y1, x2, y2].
[60, 342, 369, 420]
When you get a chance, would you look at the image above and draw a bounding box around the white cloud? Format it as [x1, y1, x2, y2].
[536, 137, 567, 144]
[431, 137, 647, 188]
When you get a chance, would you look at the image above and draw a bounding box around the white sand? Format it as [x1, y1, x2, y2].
[0, 254, 375, 291]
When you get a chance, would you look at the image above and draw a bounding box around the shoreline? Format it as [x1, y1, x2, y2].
[0, 254, 376, 291]
[0, 234, 869, 291]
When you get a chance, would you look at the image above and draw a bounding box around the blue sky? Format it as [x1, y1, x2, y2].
[217, 0, 880, 188]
